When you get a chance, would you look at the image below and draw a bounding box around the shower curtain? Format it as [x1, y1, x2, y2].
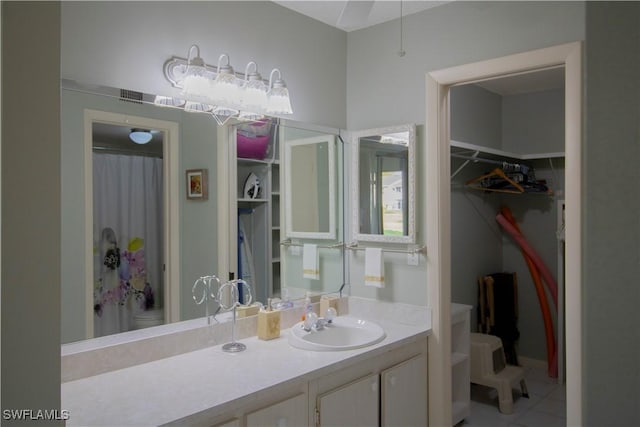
[92, 153, 163, 337]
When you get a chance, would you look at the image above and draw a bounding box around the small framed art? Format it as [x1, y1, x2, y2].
[186, 169, 208, 200]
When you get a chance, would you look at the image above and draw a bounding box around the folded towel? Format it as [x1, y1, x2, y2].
[303, 244, 320, 280]
[364, 247, 385, 288]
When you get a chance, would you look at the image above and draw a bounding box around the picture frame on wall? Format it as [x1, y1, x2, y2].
[186, 169, 208, 200]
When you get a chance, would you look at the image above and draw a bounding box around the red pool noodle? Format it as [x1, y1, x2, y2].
[495, 213, 558, 308]
[500, 207, 558, 378]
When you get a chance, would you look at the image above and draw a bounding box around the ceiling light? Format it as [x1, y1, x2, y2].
[129, 129, 152, 144]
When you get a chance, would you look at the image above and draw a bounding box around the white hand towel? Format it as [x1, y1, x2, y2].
[303, 244, 320, 280]
[364, 247, 385, 288]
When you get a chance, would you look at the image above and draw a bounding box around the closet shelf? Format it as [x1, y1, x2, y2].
[451, 140, 564, 161]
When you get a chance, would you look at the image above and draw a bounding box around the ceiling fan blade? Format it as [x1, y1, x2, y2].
[337, 0, 374, 30]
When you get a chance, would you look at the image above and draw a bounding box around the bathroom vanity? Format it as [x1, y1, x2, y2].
[61, 298, 431, 426]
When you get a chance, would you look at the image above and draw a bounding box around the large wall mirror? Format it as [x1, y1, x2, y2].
[351, 124, 416, 244]
[61, 80, 346, 346]
[284, 135, 336, 239]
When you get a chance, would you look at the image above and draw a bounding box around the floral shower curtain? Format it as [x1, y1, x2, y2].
[93, 153, 163, 337]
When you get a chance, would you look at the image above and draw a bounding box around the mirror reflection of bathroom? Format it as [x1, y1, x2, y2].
[449, 66, 566, 417]
[351, 123, 415, 244]
[91, 122, 165, 338]
[61, 81, 346, 347]
[233, 120, 345, 305]
[358, 132, 409, 236]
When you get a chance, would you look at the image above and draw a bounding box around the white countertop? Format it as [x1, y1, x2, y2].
[61, 302, 431, 426]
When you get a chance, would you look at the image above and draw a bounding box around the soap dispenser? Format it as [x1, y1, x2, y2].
[257, 298, 281, 340]
[304, 292, 314, 315]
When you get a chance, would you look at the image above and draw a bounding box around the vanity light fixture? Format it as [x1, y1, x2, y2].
[129, 129, 153, 144]
[160, 44, 293, 122]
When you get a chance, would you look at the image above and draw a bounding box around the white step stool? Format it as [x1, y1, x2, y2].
[470, 332, 529, 414]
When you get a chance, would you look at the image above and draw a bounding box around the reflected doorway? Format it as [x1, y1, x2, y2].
[92, 123, 164, 337]
[84, 110, 181, 339]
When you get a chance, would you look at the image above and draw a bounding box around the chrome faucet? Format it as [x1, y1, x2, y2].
[302, 307, 337, 332]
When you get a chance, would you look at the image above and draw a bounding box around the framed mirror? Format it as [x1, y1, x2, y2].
[351, 124, 416, 244]
[284, 134, 337, 239]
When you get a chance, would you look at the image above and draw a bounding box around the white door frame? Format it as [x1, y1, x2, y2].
[425, 42, 582, 426]
[84, 109, 180, 338]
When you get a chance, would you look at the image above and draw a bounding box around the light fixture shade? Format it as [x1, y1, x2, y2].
[182, 45, 211, 100]
[267, 86, 293, 114]
[238, 110, 265, 121]
[130, 129, 152, 144]
[267, 69, 293, 115]
[184, 101, 213, 113]
[210, 54, 242, 106]
[241, 62, 269, 112]
[154, 95, 185, 108]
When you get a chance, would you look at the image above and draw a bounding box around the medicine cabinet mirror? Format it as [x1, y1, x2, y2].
[351, 124, 416, 244]
[283, 134, 337, 239]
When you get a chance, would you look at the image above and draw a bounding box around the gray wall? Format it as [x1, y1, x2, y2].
[584, 2, 640, 424]
[346, 1, 584, 305]
[1, 2, 61, 423]
[61, 89, 219, 343]
[61, 1, 347, 129]
[347, 1, 585, 129]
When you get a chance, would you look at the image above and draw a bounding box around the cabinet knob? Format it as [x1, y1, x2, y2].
[276, 418, 287, 427]
[389, 376, 397, 387]
[371, 379, 379, 393]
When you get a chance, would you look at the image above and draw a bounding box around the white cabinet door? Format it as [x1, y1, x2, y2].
[245, 393, 307, 427]
[381, 354, 428, 427]
[317, 373, 379, 427]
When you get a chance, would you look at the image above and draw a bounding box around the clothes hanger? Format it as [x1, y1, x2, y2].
[466, 167, 526, 194]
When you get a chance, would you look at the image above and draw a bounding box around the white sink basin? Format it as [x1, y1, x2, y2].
[288, 316, 386, 351]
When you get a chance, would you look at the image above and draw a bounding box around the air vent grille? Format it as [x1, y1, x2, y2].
[120, 89, 143, 104]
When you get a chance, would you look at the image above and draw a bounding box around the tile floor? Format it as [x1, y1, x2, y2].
[460, 361, 566, 427]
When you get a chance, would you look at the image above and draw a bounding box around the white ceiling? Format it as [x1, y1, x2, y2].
[272, 0, 450, 32]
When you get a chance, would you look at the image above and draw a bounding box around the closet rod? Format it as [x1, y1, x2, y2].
[280, 239, 344, 250]
[346, 242, 426, 255]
